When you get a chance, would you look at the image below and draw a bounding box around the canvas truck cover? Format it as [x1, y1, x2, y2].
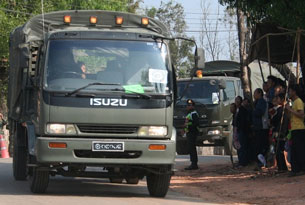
[12, 10, 169, 43]
[8, 10, 169, 121]
[200, 60, 284, 94]
[203, 60, 240, 76]
[247, 23, 305, 65]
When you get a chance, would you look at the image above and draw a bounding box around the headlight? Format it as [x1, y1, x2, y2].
[138, 126, 167, 136]
[207, 130, 220, 135]
[47, 124, 76, 134]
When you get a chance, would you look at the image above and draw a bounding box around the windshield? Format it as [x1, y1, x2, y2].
[44, 39, 170, 94]
[177, 80, 219, 104]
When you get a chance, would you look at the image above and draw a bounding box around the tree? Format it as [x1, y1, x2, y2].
[220, 0, 305, 87]
[236, 7, 251, 99]
[199, 0, 223, 61]
[223, 8, 239, 61]
[217, 0, 251, 99]
[146, 0, 194, 78]
[219, 0, 305, 30]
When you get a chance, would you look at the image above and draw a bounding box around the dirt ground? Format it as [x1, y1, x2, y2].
[171, 162, 305, 205]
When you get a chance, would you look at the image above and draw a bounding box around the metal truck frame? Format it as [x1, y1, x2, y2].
[8, 10, 204, 197]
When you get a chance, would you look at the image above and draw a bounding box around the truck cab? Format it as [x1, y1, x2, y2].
[174, 61, 243, 155]
[8, 10, 197, 197]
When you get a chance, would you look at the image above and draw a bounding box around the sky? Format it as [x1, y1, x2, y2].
[141, 0, 239, 61]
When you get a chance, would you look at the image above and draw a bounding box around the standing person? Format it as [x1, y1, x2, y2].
[271, 94, 289, 171]
[230, 103, 240, 151]
[266, 76, 278, 108]
[183, 99, 200, 170]
[285, 84, 305, 176]
[242, 98, 255, 162]
[252, 88, 269, 167]
[263, 82, 269, 102]
[235, 96, 250, 166]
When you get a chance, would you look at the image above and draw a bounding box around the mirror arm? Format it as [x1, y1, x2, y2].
[173, 37, 198, 68]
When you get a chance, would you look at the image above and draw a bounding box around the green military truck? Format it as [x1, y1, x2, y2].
[8, 10, 204, 196]
[174, 61, 243, 155]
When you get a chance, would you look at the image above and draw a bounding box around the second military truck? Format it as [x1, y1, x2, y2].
[174, 61, 243, 155]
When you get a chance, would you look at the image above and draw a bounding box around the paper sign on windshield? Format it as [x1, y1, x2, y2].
[149, 69, 168, 84]
[212, 92, 219, 104]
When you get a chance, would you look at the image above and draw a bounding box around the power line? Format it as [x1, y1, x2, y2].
[184, 17, 226, 20]
[174, 30, 238, 33]
[185, 12, 226, 16]
[186, 19, 231, 22]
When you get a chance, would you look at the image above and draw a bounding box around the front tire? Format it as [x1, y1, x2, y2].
[146, 174, 171, 197]
[13, 145, 27, 180]
[30, 168, 49, 194]
[13, 124, 27, 181]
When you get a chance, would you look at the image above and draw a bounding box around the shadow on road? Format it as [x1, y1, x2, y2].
[0, 159, 207, 204]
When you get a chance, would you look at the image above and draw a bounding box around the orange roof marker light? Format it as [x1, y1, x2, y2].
[141, 17, 149, 26]
[90, 16, 98, 25]
[196, 70, 203, 78]
[116, 16, 124, 25]
[63, 15, 71, 24]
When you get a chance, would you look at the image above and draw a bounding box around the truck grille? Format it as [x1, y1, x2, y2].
[77, 124, 138, 134]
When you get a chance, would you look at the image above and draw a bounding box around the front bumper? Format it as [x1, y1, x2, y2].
[35, 137, 176, 165]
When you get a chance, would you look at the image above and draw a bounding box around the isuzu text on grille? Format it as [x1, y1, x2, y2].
[90, 98, 128, 106]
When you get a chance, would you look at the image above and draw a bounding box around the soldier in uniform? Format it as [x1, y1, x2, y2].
[183, 99, 200, 170]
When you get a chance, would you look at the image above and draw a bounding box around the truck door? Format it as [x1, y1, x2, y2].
[221, 80, 236, 124]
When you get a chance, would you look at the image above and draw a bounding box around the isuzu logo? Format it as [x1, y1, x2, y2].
[90, 98, 128, 107]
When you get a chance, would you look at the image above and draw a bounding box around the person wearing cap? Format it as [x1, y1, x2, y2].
[183, 99, 200, 170]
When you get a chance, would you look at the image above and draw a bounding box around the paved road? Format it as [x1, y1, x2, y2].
[0, 156, 231, 205]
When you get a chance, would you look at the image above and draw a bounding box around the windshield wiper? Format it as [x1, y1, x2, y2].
[65, 83, 151, 99]
[65, 82, 121, 97]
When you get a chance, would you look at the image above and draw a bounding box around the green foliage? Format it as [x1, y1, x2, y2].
[219, 0, 305, 30]
[146, 0, 194, 78]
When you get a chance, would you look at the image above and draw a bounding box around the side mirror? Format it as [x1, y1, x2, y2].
[219, 79, 226, 89]
[195, 48, 205, 69]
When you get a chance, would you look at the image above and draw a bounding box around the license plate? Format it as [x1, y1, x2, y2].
[92, 142, 124, 152]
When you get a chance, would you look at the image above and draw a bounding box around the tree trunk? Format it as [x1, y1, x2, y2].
[270, 63, 296, 84]
[236, 9, 251, 100]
